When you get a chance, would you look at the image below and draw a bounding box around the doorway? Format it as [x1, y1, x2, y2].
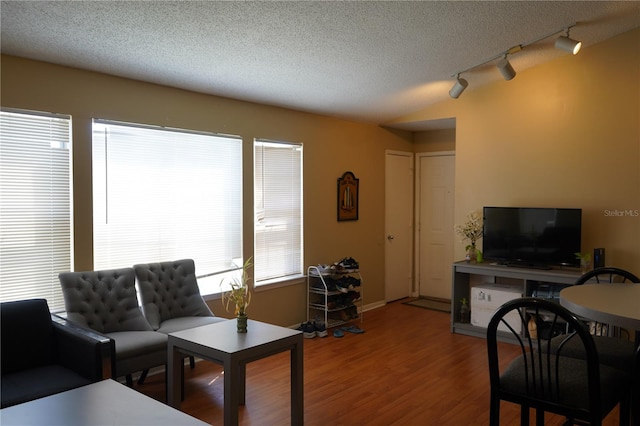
[416, 152, 455, 301]
[384, 150, 414, 302]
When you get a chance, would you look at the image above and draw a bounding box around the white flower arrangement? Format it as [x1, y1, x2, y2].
[455, 210, 483, 250]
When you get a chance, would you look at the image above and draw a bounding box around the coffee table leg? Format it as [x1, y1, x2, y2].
[224, 358, 240, 426]
[167, 343, 183, 408]
[238, 362, 246, 405]
[291, 337, 304, 426]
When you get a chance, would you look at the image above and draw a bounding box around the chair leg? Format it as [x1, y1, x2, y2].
[137, 369, 149, 385]
[189, 355, 195, 369]
[125, 374, 133, 387]
[535, 408, 544, 426]
[521, 405, 529, 426]
[619, 393, 630, 426]
[489, 395, 500, 426]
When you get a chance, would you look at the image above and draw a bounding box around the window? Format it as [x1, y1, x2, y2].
[254, 139, 303, 285]
[0, 109, 72, 311]
[92, 120, 242, 295]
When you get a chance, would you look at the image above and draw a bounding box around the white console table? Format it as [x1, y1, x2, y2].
[451, 261, 583, 342]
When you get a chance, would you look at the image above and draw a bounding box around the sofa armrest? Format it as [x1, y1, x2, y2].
[51, 314, 115, 381]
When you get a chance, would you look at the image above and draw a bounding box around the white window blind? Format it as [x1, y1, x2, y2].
[254, 139, 303, 284]
[0, 109, 72, 312]
[92, 120, 242, 295]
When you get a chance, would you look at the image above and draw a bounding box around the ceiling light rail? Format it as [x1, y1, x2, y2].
[449, 22, 580, 99]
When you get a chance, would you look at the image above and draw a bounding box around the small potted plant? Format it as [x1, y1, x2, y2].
[221, 257, 253, 333]
[574, 252, 591, 274]
[459, 297, 470, 323]
[456, 210, 484, 263]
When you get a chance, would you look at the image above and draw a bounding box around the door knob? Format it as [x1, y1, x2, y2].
[387, 234, 394, 241]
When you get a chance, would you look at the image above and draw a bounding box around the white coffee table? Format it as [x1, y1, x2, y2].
[168, 319, 303, 426]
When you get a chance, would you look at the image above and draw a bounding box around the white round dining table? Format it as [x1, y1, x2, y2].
[559, 283, 640, 332]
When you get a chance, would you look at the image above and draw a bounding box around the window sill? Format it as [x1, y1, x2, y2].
[254, 274, 306, 292]
[201, 273, 305, 301]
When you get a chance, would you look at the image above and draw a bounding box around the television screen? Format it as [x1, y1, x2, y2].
[482, 207, 582, 268]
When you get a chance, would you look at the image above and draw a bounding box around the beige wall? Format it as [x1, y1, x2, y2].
[393, 28, 640, 272]
[2, 27, 639, 326]
[0, 55, 413, 325]
[413, 128, 456, 153]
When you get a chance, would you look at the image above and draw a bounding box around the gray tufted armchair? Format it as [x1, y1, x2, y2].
[134, 259, 226, 373]
[134, 259, 226, 333]
[58, 267, 168, 387]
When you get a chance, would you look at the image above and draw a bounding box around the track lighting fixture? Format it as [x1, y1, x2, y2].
[449, 75, 468, 99]
[497, 56, 516, 81]
[449, 22, 579, 99]
[555, 28, 582, 54]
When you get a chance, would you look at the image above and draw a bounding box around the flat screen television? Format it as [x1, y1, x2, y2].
[482, 207, 582, 269]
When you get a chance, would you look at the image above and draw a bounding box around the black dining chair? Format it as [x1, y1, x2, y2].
[576, 267, 639, 285]
[487, 297, 631, 426]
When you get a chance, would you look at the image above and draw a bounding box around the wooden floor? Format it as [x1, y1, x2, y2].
[135, 299, 623, 425]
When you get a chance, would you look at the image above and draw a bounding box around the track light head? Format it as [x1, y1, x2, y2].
[497, 57, 516, 81]
[449, 76, 468, 99]
[555, 35, 582, 55]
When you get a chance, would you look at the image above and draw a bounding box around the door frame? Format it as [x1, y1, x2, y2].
[414, 151, 455, 298]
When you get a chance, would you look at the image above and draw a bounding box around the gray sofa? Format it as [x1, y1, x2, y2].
[58, 260, 226, 391]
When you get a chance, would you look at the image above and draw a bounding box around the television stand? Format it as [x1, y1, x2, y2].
[504, 262, 552, 270]
[451, 261, 583, 343]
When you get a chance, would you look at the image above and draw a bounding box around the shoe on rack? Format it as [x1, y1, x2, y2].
[335, 280, 349, 293]
[348, 306, 359, 319]
[316, 264, 333, 275]
[339, 310, 351, 321]
[324, 277, 337, 292]
[337, 257, 359, 271]
[347, 291, 361, 303]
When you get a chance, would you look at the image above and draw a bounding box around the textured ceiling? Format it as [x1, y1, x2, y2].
[1, 1, 639, 128]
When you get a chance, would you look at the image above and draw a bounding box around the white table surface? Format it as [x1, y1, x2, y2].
[559, 283, 640, 331]
[0, 379, 208, 426]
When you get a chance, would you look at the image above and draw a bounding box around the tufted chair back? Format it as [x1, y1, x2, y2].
[134, 259, 214, 330]
[59, 268, 152, 333]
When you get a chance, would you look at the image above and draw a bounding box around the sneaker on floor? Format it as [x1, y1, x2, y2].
[314, 321, 328, 338]
[333, 328, 344, 338]
[342, 325, 365, 334]
[301, 321, 316, 339]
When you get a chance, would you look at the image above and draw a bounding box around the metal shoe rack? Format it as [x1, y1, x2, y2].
[307, 265, 363, 329]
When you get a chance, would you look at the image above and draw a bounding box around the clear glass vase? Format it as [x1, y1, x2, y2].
[466, 245, 477, 264]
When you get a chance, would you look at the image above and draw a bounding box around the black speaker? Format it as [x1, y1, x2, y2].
[593, 248, 605, 268]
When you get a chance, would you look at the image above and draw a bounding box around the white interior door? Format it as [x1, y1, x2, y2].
[385, 151, 413, 302]
[417, 153, 455, 300]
